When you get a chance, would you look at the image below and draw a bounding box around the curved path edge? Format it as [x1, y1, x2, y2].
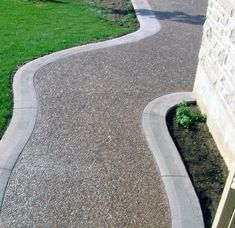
[0, 0, 161, 212]
[142, 92, 204, 228]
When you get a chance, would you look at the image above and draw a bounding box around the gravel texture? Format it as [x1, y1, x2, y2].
[1, 0, 207, 226]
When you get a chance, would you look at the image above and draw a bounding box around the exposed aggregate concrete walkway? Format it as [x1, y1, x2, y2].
[1, 0, 207, 226]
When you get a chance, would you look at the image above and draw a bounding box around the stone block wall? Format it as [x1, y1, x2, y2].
[193, 0, 235, 169]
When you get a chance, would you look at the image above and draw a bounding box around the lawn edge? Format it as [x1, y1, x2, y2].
[0, 0, 161, 216]
[142, 92, 204, 228]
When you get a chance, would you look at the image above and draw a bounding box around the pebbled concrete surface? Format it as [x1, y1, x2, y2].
[1, 0, 207, 226]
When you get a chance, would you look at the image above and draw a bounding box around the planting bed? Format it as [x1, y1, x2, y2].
[167, 104, 228, 228]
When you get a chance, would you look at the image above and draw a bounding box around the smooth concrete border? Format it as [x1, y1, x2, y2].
[0, 0, 161, 213]
[142, 92, 204, 228]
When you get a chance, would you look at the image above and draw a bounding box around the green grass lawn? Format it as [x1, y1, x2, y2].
[0, 0, 135, 138]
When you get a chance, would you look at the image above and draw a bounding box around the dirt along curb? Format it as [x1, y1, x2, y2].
[0, 0, 161, 215]
[142, 92, 204, 228]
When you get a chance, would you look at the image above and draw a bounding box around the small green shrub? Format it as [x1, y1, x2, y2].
[176, 101, 190, 122]
[176, 101, 207, 128]
[177, 115, 192, 128]
[192, 113, 207, 122]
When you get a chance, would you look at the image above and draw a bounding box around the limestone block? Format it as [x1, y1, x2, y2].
[217, 0, 235, 18]
[230, 28, 235, 43]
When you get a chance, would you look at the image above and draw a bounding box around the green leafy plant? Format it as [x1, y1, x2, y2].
[176, 101, 207, 128]
[192, 113, 207, 122]
[177, 114, 192, 128]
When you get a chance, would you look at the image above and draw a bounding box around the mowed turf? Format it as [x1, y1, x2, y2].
[0, 0, 135, 137]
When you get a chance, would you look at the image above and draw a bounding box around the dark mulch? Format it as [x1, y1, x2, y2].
[166, 104, 228, 228]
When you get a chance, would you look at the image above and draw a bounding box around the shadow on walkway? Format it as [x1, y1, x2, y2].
[135, 9, 205, 25]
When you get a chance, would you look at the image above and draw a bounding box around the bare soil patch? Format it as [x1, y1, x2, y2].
[83, 0, 139, 28]
[166, 104, 228, 228]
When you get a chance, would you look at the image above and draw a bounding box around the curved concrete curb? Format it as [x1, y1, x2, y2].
[142, 92, 204, 228]
[0, 0, 161, 212]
